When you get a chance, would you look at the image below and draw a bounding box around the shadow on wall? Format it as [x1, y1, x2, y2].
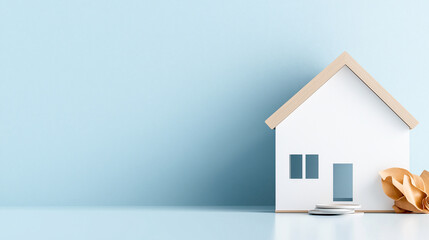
[191, 60, 319, 206]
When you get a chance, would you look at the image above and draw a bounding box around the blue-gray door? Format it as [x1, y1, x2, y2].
[333, 163, 353, 201]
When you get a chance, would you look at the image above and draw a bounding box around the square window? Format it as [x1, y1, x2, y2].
[306, 155, 319, 179]
[290, 155, 302, 179]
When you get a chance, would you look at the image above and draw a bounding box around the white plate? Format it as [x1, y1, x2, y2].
[313, 208, 354, 213]
[309, 209, 355, 215]
[315, 204, 361, 210]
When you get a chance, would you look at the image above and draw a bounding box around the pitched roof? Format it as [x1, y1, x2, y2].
[265, 52, 418, 129]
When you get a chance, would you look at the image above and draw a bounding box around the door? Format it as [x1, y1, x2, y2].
[333, 163, 353, 201]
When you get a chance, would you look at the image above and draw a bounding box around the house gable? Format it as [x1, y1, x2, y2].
[265, 52, 418, 130]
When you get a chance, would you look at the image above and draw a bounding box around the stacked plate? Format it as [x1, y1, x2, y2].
[308, 204, 361, 215]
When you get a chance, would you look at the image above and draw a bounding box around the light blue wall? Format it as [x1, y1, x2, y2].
[0, 0, 428, 206]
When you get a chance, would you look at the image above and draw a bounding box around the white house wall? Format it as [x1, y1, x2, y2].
[275, 66, 409, 211]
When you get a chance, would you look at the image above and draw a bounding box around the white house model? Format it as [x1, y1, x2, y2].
[266, 52, 418, 212]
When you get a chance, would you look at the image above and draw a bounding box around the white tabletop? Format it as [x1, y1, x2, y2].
[0, 206, 427, 240]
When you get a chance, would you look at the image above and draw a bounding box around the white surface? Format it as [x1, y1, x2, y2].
[275, 66, 410, 211]
[316, 203, 361, 209]
[0, 207, 427, 240]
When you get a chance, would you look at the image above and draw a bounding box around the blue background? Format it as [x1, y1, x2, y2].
[0, 0, 428, 206]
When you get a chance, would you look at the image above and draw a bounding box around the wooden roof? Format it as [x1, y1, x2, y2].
[265, 52, 419, 129]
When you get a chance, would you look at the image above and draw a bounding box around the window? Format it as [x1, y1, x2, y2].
[290, 155, 302, 179]
[305, 155, 319, 179]
[289, 154, 319, 179]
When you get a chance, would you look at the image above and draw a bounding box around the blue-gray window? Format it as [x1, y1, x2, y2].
[333, 163, 353, 201]
[305, 155, 319, 179]
[290, 155, 302, 179]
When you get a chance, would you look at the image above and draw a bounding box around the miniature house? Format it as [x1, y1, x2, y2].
[266, 52, 418, 212]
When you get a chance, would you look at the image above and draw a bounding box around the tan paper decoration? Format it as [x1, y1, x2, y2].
[379, 168, 429, 213]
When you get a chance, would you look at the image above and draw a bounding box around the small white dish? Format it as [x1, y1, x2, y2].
[309, 209, 355, 215]
[315, 204, 361, 210]
[313, 208, 354, 213]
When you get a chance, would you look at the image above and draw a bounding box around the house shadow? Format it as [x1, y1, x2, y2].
[195, 59, 320, 209]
